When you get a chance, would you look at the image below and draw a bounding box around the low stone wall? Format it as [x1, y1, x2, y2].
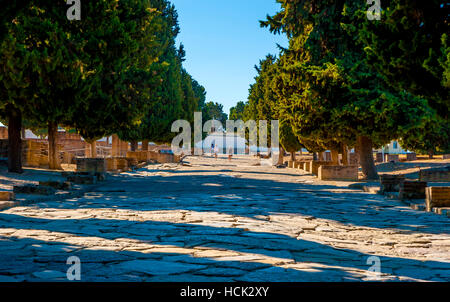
[399, 181, 427, 200]
[22, 140, 53, 168]
[443, 154, 450, 160]
[296, 161, 307, 170]
[419, 169, 450, 182]
[148, 151, 180, 164]
[0, 191, 14, 201]
[310, 161, 335, 176]
[126, 151, 149, 162]
[380, 174, 405, 193]
[376, 153, 383, 163]
[76, 158, 107, 174]
[318, 165, 358, 181]
[303, 161, 311, 172]
[385, 154, 399, 162]
[426, 187, 450, 212]
[406, 153, 417, 161]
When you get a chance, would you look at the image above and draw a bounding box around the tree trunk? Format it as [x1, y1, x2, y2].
[319, 152, 325, 161]
[331, 149, 340, 165]
[277, 146, 285, 165]
[142, 140, 149, 151]
[290, 152, 296, 162]
[357, 136, 378, 180]
[313, 152, 318, 161]
[7, 105, 23, 173]
[90, 141, 97, 158]
[428, 150, 434, 159]
[130, 141, 138, 152]
[342, 144, 349, 166]
[21, 127, 25, 139]
[48, 121, 61, 170]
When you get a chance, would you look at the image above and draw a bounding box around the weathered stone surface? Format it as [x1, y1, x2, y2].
[385, 154, 399, 162]
[310, 161, 335, 176]
[426, 187, 450, 212]
[318, 165, 358, 181]
[116, 260, 206, 276]
[66, 175, 97, 185]
[13, 184, 56, 195]
[419, 168, 450, 182]
[380, 174, 405, 193]
[406, 153, 417, 161]
[39, 181, 72, 190]
[399, 181, 427, 200]
[76, 158, 107, 174]
[0, 201, 17, 210]
[0, 191, 14, 201]
[376, 153, 384, 163]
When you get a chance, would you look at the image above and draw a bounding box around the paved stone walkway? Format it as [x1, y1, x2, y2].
[0, 156, 449, 281]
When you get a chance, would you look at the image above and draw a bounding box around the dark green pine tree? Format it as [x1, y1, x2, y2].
[279, 119, 303, 161]
[262, 0, 432, 179]
[357, 0, 450, 156]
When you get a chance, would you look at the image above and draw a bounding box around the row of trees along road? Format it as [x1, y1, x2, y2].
[237, 0, 449, 179]
[0, 0, 213, 173]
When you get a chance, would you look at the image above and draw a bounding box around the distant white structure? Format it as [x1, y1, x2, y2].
[378, 140, 410, 154]
[195, 132, 247, 154]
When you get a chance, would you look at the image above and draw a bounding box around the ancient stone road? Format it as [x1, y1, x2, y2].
[0, 156, 449, 281]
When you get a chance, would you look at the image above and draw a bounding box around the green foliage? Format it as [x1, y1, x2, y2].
[229, 101, 245, 121]
[261, 0, 433, 155]
[279, 119, 302, 153]
[203, 101, 227, 128]
[356, 1, 450, 154]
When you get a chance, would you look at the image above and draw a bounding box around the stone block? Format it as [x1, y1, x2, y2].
[76, 158, 106, 174]
[13, 185, 56, 195]
[105, 158, 117, 171]
[318, 165, 359, 181]
[288, 161, 294, 168]
[293, 161, 302, 169]
[114, 157, 129, 171]
[349, 153, 359, 165]
[375, 152, 384, 163]
[443, 154, 450, 160]
[376, 153, 384, 163]
[304, 162, 311, 172]
[432, 207, 450, 216]
[398, 181, 427, 200]
[66, 175, 97, 185]
[0, 201, 17, 210]
[385, 154, 399, 162]
[39, 181, 72, 190]
[380, 174, 405, 193]
[419, 168, 450, 182]
[0, 191, 15, 201]
[426, 187, 450, 212]
[406, 153, 417, 161]
[310, 161, 335, 176]
[296, 161, 307, 170]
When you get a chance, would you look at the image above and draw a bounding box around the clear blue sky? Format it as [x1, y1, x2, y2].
[171, 0, 288, 116]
